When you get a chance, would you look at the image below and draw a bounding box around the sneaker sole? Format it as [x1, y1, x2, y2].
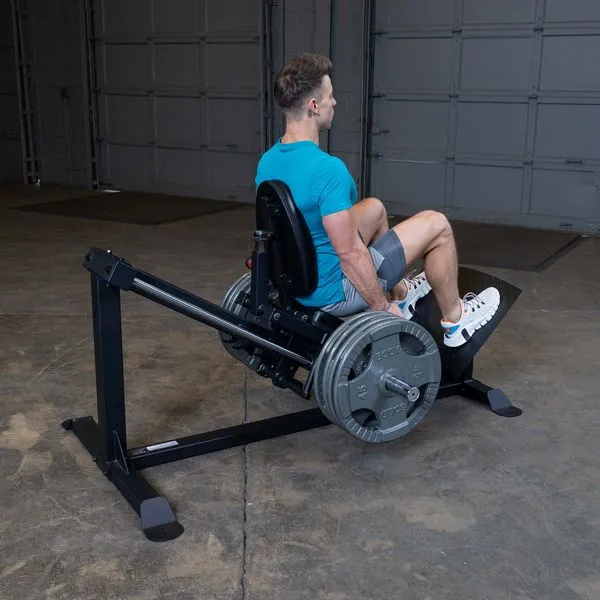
[443, 297, 500, 348]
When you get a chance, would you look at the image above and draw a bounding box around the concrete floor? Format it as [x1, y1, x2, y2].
[1, 182, 599, 600]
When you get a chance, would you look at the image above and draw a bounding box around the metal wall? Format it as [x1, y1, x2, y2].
[269, 0, 331, 153]
[6, 0, 599, 231]
[268, 0, 365, 185]
[93, 0, 263, 202]
[368, 0, 600, 233]
[328, 0, 365, 184]
[0, 2, 22, 181]
[32, 0, 88, 186]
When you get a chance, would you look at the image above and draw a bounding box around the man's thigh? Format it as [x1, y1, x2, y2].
[369, 229, 407, 290]
[322, 230, 407, 317]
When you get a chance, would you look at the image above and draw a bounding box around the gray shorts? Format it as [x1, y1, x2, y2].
[321, 229, 407, 317]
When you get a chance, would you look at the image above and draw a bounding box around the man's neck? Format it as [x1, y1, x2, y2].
[280, 120, 320, 146]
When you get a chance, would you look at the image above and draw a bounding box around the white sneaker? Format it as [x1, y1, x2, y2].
[392, 272, 432, 320]
[441, 287, 501, 347]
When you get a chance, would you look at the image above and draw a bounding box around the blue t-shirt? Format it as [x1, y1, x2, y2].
[255, 140, 358, 306]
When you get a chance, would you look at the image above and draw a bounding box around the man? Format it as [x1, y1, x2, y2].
[255, 53, 500, 348]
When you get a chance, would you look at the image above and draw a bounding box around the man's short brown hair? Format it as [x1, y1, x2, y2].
[274, 53, 333, 117]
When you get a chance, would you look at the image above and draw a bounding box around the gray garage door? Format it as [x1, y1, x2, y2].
[1, 1, 22, 181]
[267, 0, 362, 182]
[94, 0, 264, 203]
[6, 0, 88, 186]
[369, 0, 600, 233]
[327, 0, 364, 184]
[33, 0, 88, 187]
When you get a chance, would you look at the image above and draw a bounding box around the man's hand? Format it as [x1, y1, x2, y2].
[322, 208, 390, 311]
[386, 302, 404, 318]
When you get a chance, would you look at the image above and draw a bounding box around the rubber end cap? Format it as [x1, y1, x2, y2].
[141, 497, 184, 542]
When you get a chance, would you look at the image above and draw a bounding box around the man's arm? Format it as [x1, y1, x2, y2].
[322, 209, 390, 312]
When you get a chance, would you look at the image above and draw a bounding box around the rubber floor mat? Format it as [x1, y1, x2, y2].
[15, 190, 246, 225]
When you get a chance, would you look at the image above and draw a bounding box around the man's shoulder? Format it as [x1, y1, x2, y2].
[311, 151, 356, 213]
[257, 142, 278, 165]
[311, 151, 351, 180]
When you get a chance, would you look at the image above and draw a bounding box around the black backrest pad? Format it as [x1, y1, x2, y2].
[256, 180, 318, 298]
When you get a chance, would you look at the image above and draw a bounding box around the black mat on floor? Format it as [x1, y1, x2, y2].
[15, 191, 246, 225]
[389, 216, 588, 272]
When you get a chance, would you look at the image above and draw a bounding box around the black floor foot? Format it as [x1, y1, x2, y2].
[141, 497, 184, 542]
[461, 379, 523, 417]
[486, 388, 522, 417]
[62, 416, 186, 541]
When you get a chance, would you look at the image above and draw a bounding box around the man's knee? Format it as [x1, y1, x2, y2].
[352, 197, 388, 243]
[361, 197, 387, 220]
[416, 209, 452, 239]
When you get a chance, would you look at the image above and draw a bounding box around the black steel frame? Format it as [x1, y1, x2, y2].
[63, 243, 522, 542]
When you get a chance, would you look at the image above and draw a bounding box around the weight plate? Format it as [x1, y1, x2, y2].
[314, 311, 396, 426]
[332, 314, 441, 443]
[325, 312, 392, 427]
[312, 312, 371, 424]
[327, 314, 410, 440]
[314, 312, 381, 424]
[321, 313, 382, 424]
[326, 312, 396, 436]
[342, 315, 441, 442]
[219, 273, 263, 371]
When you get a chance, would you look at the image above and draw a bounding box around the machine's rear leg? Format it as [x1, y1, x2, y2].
[460, 379, 522, 417]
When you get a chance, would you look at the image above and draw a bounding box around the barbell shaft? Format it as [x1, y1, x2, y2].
[385, 375, 412, 394]
[385, 375, 420, 402]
